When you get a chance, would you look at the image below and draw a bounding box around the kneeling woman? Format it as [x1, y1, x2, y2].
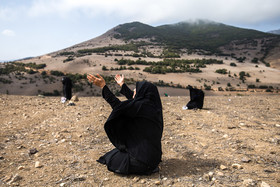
[87, 74, 163, 175]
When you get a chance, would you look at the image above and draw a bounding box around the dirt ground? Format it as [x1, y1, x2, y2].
[0, 93, 279, 186]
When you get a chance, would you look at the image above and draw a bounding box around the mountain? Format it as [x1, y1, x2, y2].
[114, 21, 276, 53]
[268, 29, 280, 35]
[1, 20, 280, 96]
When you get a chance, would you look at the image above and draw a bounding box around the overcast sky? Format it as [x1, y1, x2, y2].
[1, 0, 280, 61]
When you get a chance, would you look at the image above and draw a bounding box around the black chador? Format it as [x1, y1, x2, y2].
[97, 81, 163, 175]
[62, 77, 72, 100]
[185, 85, 204, 109]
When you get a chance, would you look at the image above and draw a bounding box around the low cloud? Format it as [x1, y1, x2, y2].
[24, 0, 280, 25]
[2, 29, 16, 37]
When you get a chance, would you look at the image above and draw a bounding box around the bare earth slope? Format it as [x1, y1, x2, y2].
[0, 94, 279, 186]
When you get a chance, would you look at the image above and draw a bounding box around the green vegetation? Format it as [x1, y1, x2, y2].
[63, 56, 74, 63]
[239, 71, 251, 83]
[247, 84, 274, 90]
[50, 70, 65, 76]
[230, 62, 237, 67]
[203, 83, 211, 90]
[0, 62, 46, 75]
[77, 42, 148, 55]
[113, 21, 278, 54]
[251, 58, 259, 63]
[0, 77, 12, 84]
[116, 58, 222, 74]
[102, 66, 108, 71]
[215, 68, 228, 74]
[110, 66, 140, 71]
[161, 49, 180, 58]
[59, 51, 75, 56]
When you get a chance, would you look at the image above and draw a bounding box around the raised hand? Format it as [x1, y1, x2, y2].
[87, 73, 106, 88]
[114, 74, 124, 87]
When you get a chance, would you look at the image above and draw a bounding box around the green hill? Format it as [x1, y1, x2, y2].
[113, 21, 279, 53]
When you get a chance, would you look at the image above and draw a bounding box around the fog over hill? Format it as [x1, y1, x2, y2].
[1, 21, 280, 96]
[268, 29, 280, 35]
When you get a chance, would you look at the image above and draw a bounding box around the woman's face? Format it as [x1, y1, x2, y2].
[133, 88, 136, 98]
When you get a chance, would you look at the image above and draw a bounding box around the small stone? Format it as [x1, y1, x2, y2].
[260, 181, 270, 187]
[60, 183, 66, 187]
[232, 163, 243, 169]
[239, 122, 245, 126]
[29, 148, 38, 155]
[220, 165, 228, 170]
[2, 175, 12, 182]
[155, 180, 161, 185]
[200, 142, 207, 147]
[18, 166, 24, 170]
[71, 95, 79, 102]
[203, 172, 214, 181]
[104, 178, 109, 181]
[73, 176, 86, 181]
[243, 179, 256, 186]
[223, 134, 229, 138]
[241, 157, 251, 163]
[35, 161, 42, 168]
[217, 172, 224, 176]
[132, 177, 139, 182]
[140, 179, 146, 184]
[8, 174, 22, 184]
[276, 124, 280, 128]
[176, 116, 182, 120]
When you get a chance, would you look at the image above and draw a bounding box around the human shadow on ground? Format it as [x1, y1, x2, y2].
[159, 152, 221, 178]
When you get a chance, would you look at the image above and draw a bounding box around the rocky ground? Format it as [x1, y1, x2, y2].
[0, 93, 279, 186]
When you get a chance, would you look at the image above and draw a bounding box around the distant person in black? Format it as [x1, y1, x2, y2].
[62, 77, 72, 100]
[87, 73, 163, 175]
[183, 85, 204, 110]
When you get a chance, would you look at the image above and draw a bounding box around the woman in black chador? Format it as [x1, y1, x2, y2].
[87, 74, 163, 175]
[62, 77, 72, 100]
[183, 85, 204, 110]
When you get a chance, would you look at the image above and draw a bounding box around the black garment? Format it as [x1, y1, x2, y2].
[97, 82, 163, 175]
[186, 85, 204, 109]
[62, 77, 72, 100]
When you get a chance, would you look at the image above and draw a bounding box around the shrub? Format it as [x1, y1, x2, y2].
[50, 70, 64, 76]
[230, 62, 237, 67]
[251, 58, 259, 63]
[0, 77, 12, 84]
[247, 84, 256, 88]
[218, 87, 224, 91]
[215, 69, 228, 74]
[259, 85, 268, 89]
[63, 56, 74, 63]
[27, 69, 37, 74]
[102, 66, 108, 71]
[204, 84, 211, 90]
